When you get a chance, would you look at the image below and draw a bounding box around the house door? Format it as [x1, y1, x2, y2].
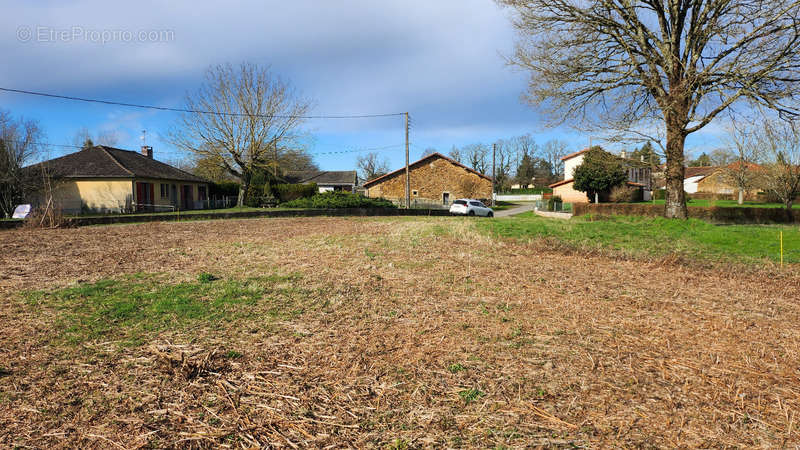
[170, 184, 177, 206]
[135, 182, 154, 211]
[442, 192, 450, 206]
[182, 185, 193, 210]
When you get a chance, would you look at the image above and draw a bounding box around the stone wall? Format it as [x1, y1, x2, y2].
[365, 156, 492, 204]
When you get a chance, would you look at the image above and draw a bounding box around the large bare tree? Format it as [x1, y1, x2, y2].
[356, 152, 390, 182]
[169, 63, 312, 206]
[499, 0, 800, 218]
[0, 111, 44, 217]
[541, 139, 569, 179]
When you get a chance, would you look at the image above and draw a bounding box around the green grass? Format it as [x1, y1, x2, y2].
[479, 212, 800, 264]
[21, 272, 314, 345]
[647, 199, 800, 209]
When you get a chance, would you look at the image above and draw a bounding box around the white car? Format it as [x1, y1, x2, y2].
[449, 199, 494, 217]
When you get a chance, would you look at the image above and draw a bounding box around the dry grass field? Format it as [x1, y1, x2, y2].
[1, 216, 799, 448]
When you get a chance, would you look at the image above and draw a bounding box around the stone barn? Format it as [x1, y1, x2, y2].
[363, 153, 492, 207]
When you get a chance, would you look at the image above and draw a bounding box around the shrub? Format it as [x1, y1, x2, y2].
[547, 195, 563, 211]
[281, 191, 396, 209]
[270, 183, 317, 202]
[654, 189, 666, 200]
[610, 185, 639, 203]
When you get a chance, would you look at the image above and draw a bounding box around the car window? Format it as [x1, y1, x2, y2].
[454, 200, 467, 205]
[469, 201, 480, 206]
[476, 202, 486, 207]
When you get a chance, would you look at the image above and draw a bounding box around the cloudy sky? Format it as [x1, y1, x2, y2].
[1, 0, 724, 170]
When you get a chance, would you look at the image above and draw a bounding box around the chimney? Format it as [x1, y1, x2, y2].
[620, 150, 627, 159]
[141, 145, 153, 159]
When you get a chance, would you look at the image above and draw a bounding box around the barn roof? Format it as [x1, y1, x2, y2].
[362, 152, 492, 187]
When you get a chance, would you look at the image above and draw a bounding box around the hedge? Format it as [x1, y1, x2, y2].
[271, 183, 317, 202]
[281, 192, 396, 209]
[573, 203, 799, 224]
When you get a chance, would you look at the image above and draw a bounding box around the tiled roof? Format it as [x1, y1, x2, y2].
[363, 153, 492, 187]
[684, 166, 717, 179]
[285, 170, 357, 185]
[26, 146, 206, 183]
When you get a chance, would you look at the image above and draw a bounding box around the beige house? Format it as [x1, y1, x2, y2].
[363, 153, 492, 206]
[26, 145, 208, 214]
[550, 148, 652, 203]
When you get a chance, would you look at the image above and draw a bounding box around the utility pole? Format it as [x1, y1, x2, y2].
[405, 112, 410, 208]
[491, 143, 496, 207]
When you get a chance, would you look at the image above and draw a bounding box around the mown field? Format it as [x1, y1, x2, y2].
[1, 216, 799, 448]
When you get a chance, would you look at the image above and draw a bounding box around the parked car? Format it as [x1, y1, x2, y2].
[449, 199, 494, 217]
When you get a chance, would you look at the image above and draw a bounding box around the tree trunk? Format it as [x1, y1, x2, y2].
[664, 118, 688, 219]
[738, 190, 744, 205]
[237, 180, 250, 208]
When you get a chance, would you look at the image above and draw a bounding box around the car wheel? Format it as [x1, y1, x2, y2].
[487, 211, 493, 218]
[468, 210, 475, 216]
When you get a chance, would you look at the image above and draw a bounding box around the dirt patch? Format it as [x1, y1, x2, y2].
[1, 217, 799, 448]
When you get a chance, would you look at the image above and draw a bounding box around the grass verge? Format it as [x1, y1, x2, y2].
[478, 212, 800, 264]
[647, 199, 800, 209]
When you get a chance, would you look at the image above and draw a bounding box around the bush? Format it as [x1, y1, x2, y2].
[281, 191, 396, 209]
[547, 195, 563, 211]
[610, 185, 640, 203]
[271, 183, 317, 202]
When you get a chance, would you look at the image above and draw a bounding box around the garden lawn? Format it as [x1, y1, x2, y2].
[479, 212, 800, 264]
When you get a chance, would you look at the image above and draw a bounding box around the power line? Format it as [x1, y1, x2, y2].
[2, 138, 405, 157]
[0, 87, 406, 120]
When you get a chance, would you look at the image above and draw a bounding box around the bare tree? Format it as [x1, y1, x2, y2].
[463, 143, 490, 174]
[72, 127, 119, 149]
[168, 63, 312, 206]
[0, 111, 44, 217]
[499, 0, 800, 218]
[758, 119, 800, 210]
[448, 145, 464, 164]
[720, 124, 763, 204]
[421, 147, 438, 157]
[540, 139, 569, 180]
[491, 139, 516, 190]
[356, 152, 389, 182]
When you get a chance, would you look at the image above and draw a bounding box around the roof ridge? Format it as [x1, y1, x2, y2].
[97, 146, 134, 177]
[363, 152, 491, 187]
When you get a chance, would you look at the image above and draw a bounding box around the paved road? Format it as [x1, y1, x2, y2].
[494, 203, 537, 218]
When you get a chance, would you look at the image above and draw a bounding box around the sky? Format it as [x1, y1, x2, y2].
[0, 0, 727, 171]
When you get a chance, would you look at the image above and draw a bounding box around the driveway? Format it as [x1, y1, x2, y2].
[494, 203, 536, 218]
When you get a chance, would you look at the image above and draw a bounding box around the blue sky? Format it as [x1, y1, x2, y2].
[1, 0, 726, 171]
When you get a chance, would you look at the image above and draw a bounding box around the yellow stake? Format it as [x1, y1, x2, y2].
[780, 230, 784, 268]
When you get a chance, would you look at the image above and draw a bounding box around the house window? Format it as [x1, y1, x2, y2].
[160, 183, 169, 199]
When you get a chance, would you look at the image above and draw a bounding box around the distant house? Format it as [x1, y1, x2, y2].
[549, 148, 653, 203]
[684, 163, 762, 196]
[683, 166, 718, 193]
[285, 170, 358, 193]
[363, 153, 492, 206]
[25, 145, 208, 214]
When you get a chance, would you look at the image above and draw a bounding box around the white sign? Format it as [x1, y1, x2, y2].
[12, 204, 31, 219]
